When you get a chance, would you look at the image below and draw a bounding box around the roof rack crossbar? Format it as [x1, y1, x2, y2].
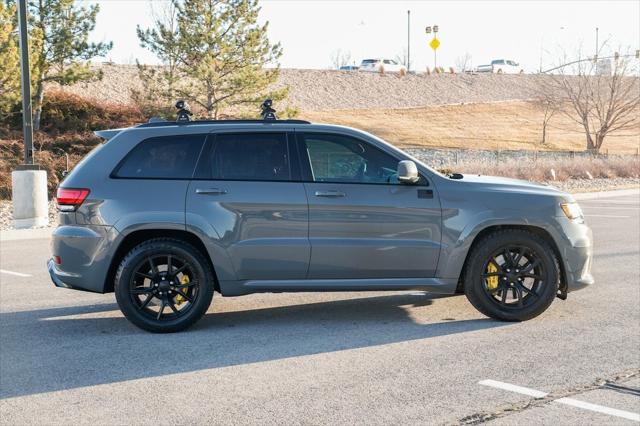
[136, 119, 310, 128]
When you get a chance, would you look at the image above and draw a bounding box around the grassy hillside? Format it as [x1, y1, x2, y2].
[301, 101, 640, 154]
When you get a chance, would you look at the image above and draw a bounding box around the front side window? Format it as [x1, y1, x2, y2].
[301, 133, 400, 184]
[209, 133, 290, 181]
[114, 134, 205, 179]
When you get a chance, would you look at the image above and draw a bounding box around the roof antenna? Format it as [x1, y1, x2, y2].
[260, 99, 277, 120]
[175, 100, 192, 123]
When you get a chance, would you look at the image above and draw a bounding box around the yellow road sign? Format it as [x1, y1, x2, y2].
[430, 37, 440, 51]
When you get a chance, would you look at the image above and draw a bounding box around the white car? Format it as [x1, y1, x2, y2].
[476, 59, 523, 74]
[359, 58, 407, 73]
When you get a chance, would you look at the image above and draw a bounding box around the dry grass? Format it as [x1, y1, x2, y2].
[440, 156, 640, 182]
[301, 101, 640, 154]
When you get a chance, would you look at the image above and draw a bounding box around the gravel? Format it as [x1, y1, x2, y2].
[55, 65, 547, 110]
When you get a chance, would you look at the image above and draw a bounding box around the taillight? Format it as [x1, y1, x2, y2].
[56, 188, 90, 211]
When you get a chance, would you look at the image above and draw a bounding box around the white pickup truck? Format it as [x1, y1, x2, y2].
[476, 59, 523, 74]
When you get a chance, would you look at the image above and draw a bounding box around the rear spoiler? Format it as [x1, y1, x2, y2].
[94, 128, 126, 141]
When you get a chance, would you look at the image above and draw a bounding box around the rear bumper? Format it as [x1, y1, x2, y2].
[48, 259, 100, 293]
[49, 225, 119, 293]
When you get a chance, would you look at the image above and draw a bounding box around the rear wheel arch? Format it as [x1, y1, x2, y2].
[456, 225, 566, 294]
[104, 229, 219, 293]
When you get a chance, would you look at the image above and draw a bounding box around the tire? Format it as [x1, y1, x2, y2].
[114, 238, 215, 333]
[463, 230, 559, 321]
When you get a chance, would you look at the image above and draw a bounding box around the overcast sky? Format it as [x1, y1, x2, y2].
[88, 0, 640, 72]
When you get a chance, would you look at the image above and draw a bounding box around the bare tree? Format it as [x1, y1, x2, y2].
[532, 80, 561, 146]
[455, 52, 473, 73]
[394, 48, 408, 67]
[330, 49, 352, 69]
[544, 49, 640, 152]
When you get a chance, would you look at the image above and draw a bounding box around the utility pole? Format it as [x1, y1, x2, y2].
[16, 0, 34, 167]
[407, 10, 411, 71]
[12, 0, 48, 229]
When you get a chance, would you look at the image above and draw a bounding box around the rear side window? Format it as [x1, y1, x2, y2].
[206, 133, 290, 181]
[114, 134, 205, 179]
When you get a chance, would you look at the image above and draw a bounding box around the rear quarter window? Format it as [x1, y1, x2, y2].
[113, 134, 206, 179]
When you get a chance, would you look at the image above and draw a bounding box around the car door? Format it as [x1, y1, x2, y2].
[186, 131, 309, 281]
[297, 132, 442, 279]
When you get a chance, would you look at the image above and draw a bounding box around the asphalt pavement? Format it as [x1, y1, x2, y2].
[0, 192, 638, 425]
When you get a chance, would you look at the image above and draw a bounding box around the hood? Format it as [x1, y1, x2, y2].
[452, 174, 573, 200]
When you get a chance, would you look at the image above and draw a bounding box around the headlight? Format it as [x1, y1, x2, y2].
[561, 202, 583, 220]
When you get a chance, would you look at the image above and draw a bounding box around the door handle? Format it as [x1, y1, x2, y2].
[314, 190, 346, 198]
[195, 188, 227, 195]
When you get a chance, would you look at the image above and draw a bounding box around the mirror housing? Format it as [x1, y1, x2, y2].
[397, 160, 420, 184]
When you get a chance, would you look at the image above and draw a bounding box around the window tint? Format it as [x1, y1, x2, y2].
[209, 133, 290, 181]
[115, 134, 205, 179]
[301, 134, 400, 184]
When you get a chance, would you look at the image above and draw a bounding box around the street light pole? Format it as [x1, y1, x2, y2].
[595, 27, 599, 61]
[12, 0, 47, 229]
[16, 0, 34, 167]
[407, 10, 410, 71]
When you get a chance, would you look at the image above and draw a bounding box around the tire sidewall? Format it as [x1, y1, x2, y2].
[464, 231, 559, 321]
[115, 240, 214, 333]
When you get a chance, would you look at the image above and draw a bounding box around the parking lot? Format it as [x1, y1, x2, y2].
[0, 192, 638, 425]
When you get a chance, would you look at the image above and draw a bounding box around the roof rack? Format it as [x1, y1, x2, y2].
[136, 119, 310, 128]
[136, 99, 310, 128]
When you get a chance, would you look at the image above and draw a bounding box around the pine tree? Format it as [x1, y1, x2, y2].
[138, 0, 286, 118]
[25, 0, 112, 129]
[134, 2, 182, 118]
[0, 2, 21, 118]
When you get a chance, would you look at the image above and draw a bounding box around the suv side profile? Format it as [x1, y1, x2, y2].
[49, 119, 593, 332]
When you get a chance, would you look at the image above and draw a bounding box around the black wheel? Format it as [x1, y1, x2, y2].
[463, 230, 559, 321]
[114, 238, 214, 333]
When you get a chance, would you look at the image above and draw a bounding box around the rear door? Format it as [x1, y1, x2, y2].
[186, 131, 309, 281]
[297, 132, 442, 279]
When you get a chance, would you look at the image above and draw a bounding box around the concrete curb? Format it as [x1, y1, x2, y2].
[573, 188, 640, 201]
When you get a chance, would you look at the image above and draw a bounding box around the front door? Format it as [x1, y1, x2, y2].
[298, 132, 442, 279]
[187, 131, 309, 281]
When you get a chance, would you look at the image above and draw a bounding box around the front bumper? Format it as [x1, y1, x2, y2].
[556, 219, 594, 293]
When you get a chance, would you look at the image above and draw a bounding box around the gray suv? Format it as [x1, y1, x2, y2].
[48, 119, 593, 332]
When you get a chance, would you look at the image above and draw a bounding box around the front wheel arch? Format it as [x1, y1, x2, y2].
[456, 225, 566, 294]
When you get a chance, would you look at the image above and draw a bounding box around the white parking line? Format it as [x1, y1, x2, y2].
[587, 214, 631, 218]
[479, 379, 640, 422]
[556, 397, 640, 422]
[479, 379, 547, 398]
[0, 269, 32, 278]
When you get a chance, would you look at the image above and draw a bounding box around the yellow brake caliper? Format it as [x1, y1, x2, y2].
[175, 274, 190, 305]
[486, 263, 498, 290]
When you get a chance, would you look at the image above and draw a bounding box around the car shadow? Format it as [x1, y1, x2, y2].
[0, 293, 510, 399]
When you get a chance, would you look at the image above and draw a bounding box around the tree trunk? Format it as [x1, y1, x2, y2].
[595, 133, 605, 152]
[32, 80, 45, 132]
[541, 121, 547, 146]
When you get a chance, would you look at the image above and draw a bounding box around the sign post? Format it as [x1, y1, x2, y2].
[425, 25, 440, 70]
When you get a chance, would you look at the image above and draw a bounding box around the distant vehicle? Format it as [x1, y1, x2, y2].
[476, 59, 523, 74]
[596, 59, 612, 76]
[339, 65, 359, 71]
[359, 58, 407, 73]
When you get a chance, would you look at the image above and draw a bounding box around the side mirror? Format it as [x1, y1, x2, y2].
[397, 160, 420, 184]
